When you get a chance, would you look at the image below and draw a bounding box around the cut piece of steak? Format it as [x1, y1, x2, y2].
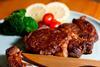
[24, 29, 69, 57]
[6, 46, 25, 67]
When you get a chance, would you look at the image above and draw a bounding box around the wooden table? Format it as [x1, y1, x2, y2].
[0, 0, 100, 20]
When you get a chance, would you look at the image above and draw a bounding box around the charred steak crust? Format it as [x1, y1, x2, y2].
[73, 16, 98, 42]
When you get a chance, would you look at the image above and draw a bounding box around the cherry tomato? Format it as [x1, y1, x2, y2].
[50, 19, 61, 29]
[43, 13, 54, 25]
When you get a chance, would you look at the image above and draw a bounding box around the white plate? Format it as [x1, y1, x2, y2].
[0, 11, 100, 67]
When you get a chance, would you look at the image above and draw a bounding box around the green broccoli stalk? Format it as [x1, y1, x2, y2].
[0, 9, 38, 36]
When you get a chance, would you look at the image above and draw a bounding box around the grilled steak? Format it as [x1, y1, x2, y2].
[24, 29, 69, 57]
[57, 16, 98, 57]
[24, 16, 98, 58]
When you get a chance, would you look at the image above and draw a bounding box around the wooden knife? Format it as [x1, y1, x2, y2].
[22, 53, 100, 67]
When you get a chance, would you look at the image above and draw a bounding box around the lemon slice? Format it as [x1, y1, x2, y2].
[26, 3, 46, 22]
[46, 2, 70, 23]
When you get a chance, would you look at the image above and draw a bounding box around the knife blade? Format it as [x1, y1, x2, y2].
[22, 53, 100, 67]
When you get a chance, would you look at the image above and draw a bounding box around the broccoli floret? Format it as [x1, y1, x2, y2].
[1, 14, 25, 35]
[23, 17, 38, 32]
[11, 9, 26, 17]
[0, 9, 38, 36]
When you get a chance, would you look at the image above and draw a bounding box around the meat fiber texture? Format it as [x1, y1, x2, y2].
[24, 29, 68, 57]
[6, 46, 25, 67]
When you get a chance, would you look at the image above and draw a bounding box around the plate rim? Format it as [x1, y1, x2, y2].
[71, 11, 100, 24]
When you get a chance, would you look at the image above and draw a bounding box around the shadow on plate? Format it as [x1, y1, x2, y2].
[11, 38, 26, 53]
[0, 55, 7, 67]
[0, 38, 26, 67]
